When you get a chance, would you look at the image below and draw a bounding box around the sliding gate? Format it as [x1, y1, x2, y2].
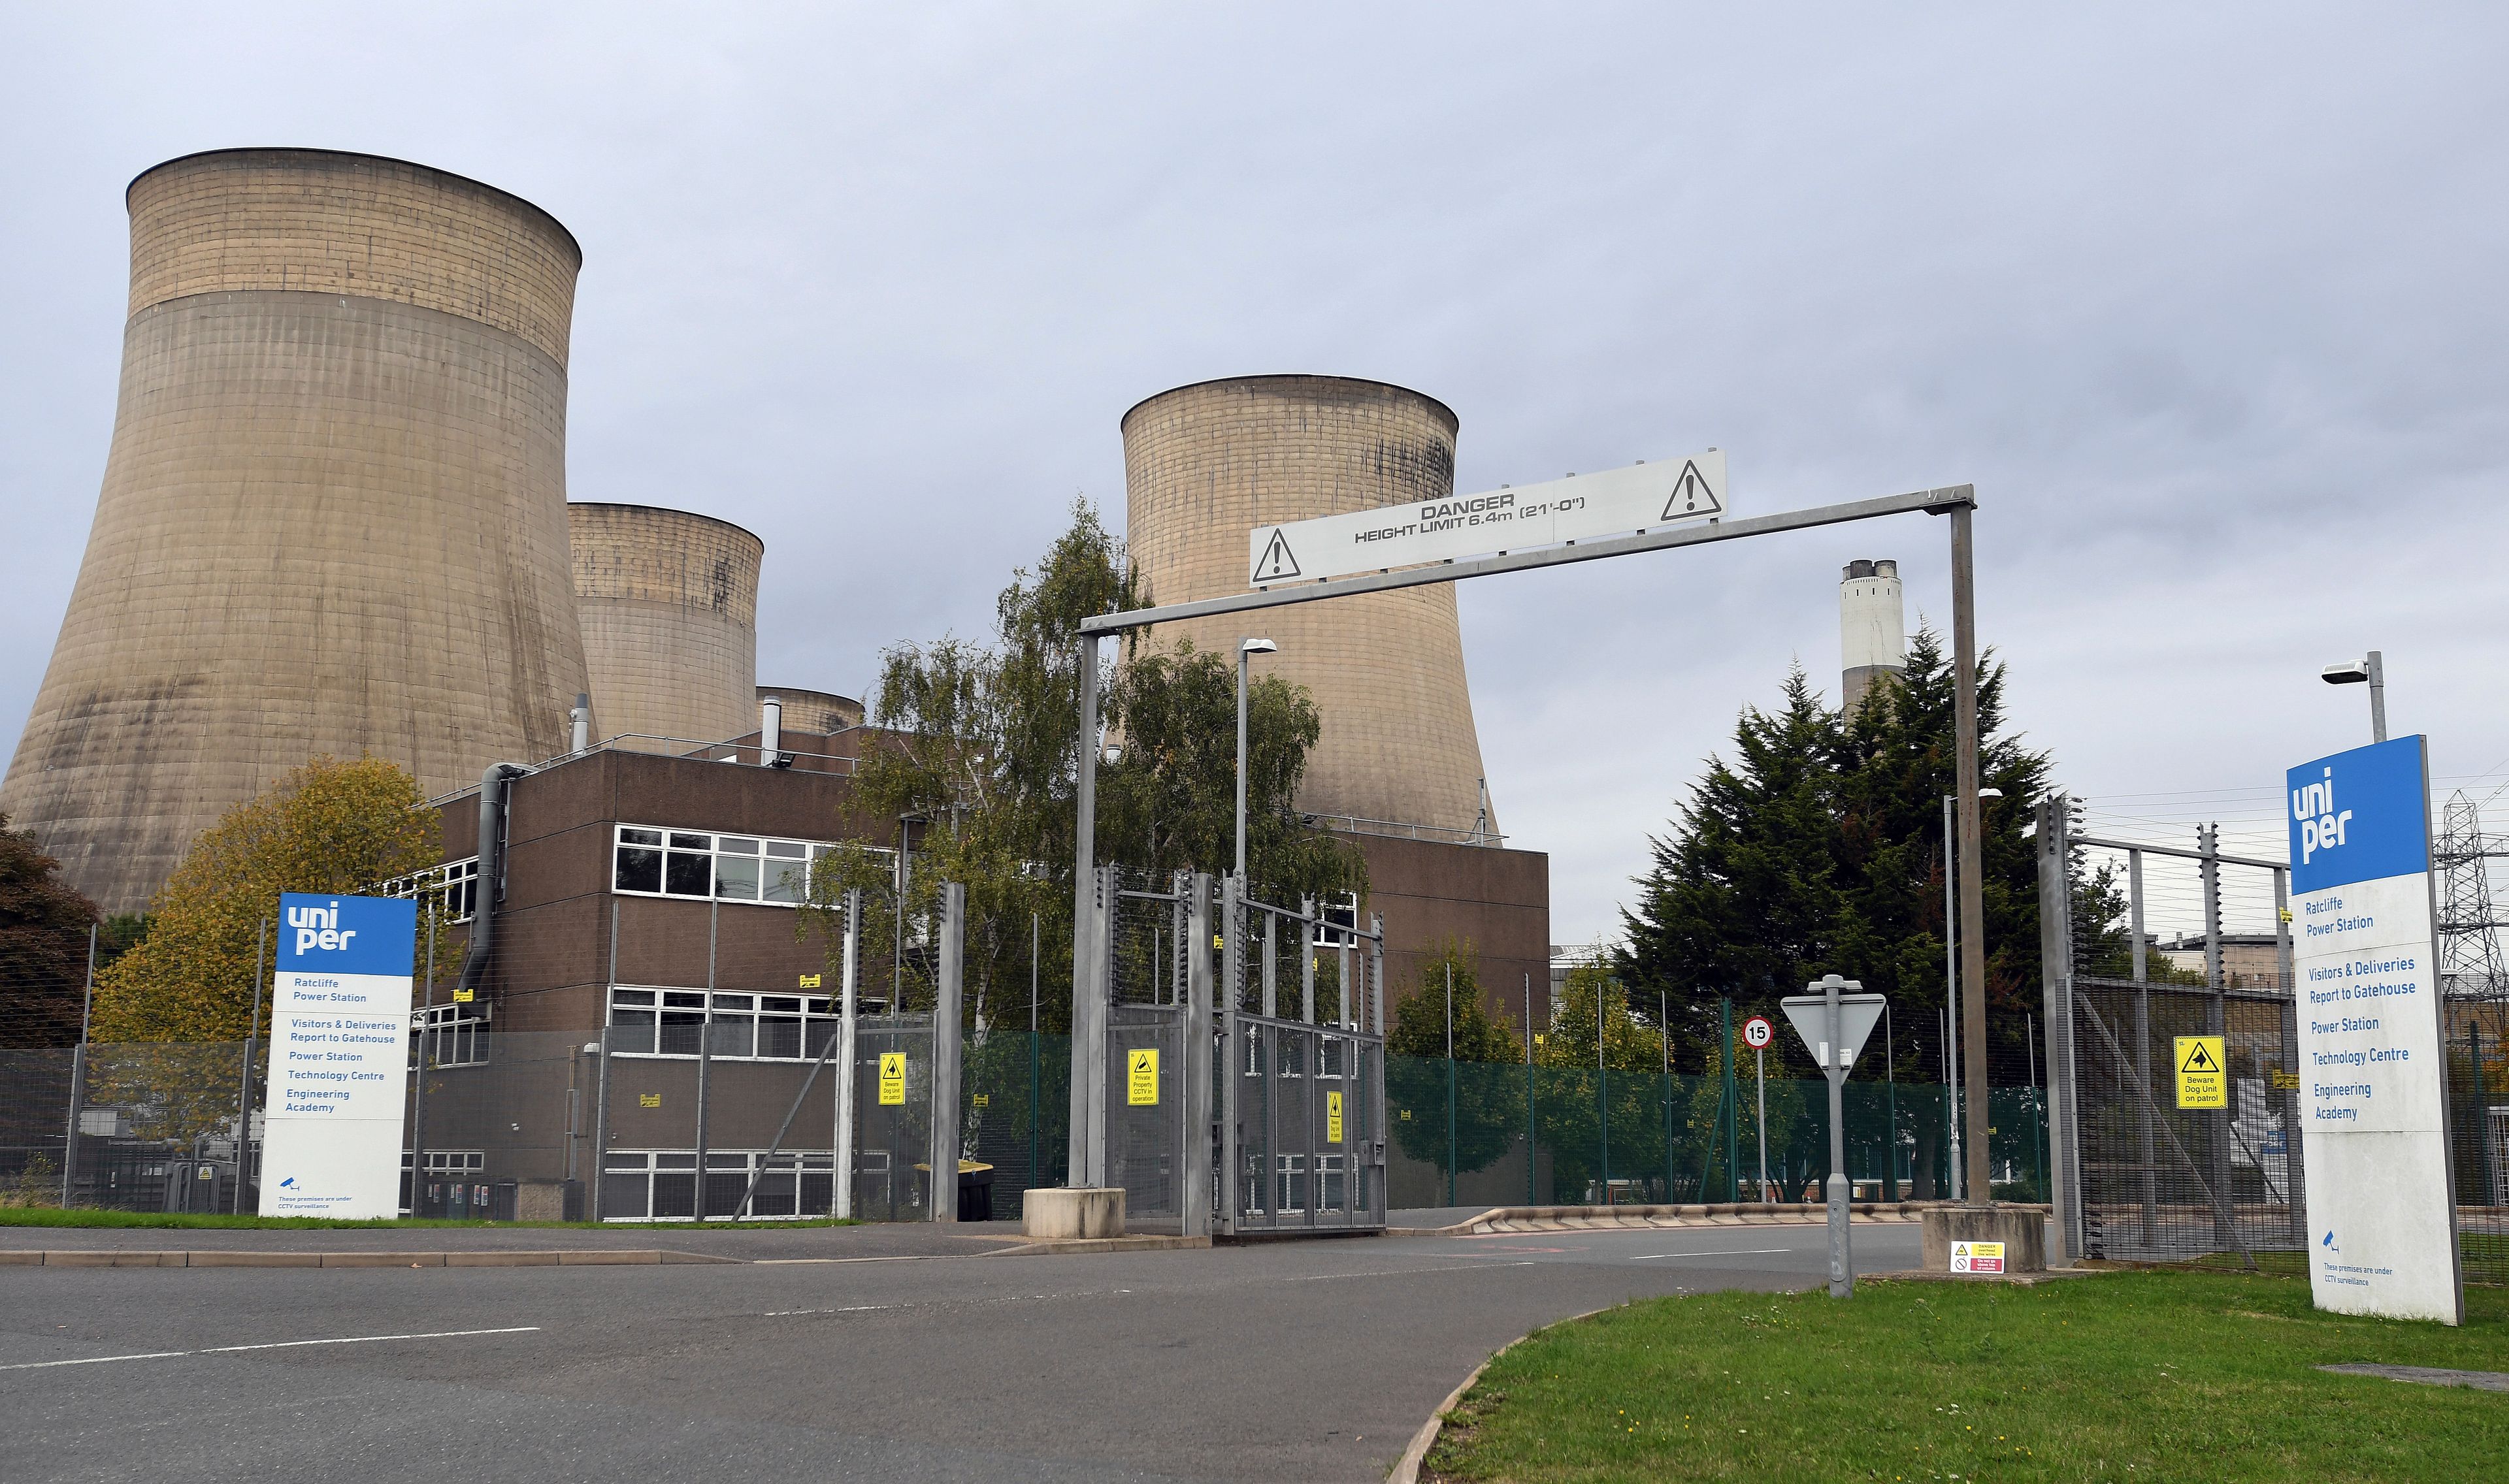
[1220, 878, 1387, 1235]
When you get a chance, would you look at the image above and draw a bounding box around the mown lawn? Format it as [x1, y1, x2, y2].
[1426, 1269, 2508, 1483]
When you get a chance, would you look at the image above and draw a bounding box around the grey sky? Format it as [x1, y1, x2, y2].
[4, 5, 2504, 946]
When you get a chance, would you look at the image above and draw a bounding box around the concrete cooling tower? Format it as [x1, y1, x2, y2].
[1839, 558, 1908, 711]
[0, 149, 591, 913]
[1123, 375, 1496, 837]
[760, 688, 864, 737]
[568, 504, 762, 751]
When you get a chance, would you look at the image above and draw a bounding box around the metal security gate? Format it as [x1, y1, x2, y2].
[1220, 877, 1387, 1235]
[1091, 870, 1211, 1235]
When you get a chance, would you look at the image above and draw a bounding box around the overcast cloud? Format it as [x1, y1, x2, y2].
[3, 4, 2503, 944]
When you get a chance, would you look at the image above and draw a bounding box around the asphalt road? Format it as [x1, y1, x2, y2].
[2, 1221, 1923, 1482]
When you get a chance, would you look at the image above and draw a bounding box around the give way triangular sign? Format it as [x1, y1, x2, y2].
[1252, 528, 1302, 583]
[1780, 986, 1887, 1073]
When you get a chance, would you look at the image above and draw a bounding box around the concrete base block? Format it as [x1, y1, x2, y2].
[1921, 1204, 2048, 1274]
[1023, 1186, 1125, 1240]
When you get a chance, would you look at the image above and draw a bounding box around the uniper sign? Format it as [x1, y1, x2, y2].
[288, 899, 361, 956]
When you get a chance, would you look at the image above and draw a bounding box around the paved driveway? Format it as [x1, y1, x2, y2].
[1, 1221, 1922, 1481]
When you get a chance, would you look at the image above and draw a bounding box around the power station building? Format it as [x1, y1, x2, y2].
[1839, 558, 1909, 709]
[0, 149, 593, 913]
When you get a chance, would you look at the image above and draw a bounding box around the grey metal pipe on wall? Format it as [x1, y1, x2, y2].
[453, 762, 534, 999]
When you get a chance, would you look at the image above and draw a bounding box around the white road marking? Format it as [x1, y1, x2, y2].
[1285, 1261, 1536, 1282]
[1631, 1248, 1797, 1259]
[0, 1326, 540, 1372]
[760, 1304, 899, 1316]
[753, 1255, 934, 1265]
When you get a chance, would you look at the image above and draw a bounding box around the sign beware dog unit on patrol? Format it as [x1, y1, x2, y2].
[1248, 450, 1728, 587]
[878, 1052, 907, 1106]
[2174, 1036, 2227, 1109]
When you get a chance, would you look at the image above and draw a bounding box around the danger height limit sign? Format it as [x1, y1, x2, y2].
[1248, 451, 1728, 588]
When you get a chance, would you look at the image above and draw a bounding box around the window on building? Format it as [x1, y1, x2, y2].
[600, 1150, 835, 1221]
[384, 857, 482, 924]
[612, 825, 857, 907]
[605, 986, 842, 1060]
[413, 1003, 490, 1068]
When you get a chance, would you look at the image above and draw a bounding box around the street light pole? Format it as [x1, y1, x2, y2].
[1236, 637, 1277, 880]
[2321, 651, 2387, 743]
[1941, 784, 2000, 1203]
[1949, 504, 1992, 1207]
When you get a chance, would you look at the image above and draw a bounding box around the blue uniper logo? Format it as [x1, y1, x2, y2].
[288, 900, 358, 956]
[2287, 739, 2431, 893]
[2291, 768, 2351, 865]
[276, 892, 417, 976]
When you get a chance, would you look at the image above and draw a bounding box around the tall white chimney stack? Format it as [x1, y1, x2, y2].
[1839, 558, 1907, 711]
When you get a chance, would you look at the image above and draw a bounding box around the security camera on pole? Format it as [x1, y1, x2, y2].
[1780, 975, 1886, 1298]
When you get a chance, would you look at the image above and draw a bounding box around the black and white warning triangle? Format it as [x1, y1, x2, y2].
[1659, 459, 1720, 521]
[1252, 527, 1302, 582]
[2180, 1041, 2220, 1074]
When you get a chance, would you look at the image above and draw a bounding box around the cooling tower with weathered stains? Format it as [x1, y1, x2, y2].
[0, 148, 591, 912]
[1122, 375, 1496, 836]
[759, 688, 863, 737]
[568, 503, 762, 751]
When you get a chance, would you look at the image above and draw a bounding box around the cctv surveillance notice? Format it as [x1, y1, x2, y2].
[2288, 737, 2462, 1325]
[259, 892, 417, 1220]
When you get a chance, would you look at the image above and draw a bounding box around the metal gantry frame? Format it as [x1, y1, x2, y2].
[1063, 479, 2004, 1221]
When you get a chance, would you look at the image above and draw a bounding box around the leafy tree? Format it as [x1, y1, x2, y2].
[1386, 939, 1524, 1179]
[0, 814, 101, 1048]
[804, 500, 1362, 1034]
[90, 756, 442, 1042]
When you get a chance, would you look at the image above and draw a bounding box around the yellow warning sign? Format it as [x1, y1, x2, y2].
[452, 987, 474, 1003]
[1127, 1048, 1160, 1106]
[638, 1093, 661, 1108]
[1326, 1090, 1344, 1144]
[879, 1051, 907, 1105]
[2175, 1036, 2226, 1109]
[798, 973, 821, 989]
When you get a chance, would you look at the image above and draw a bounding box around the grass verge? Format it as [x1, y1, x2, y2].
[0, 1208, 855, 1232]
[1424, 1269, 2508, 1483]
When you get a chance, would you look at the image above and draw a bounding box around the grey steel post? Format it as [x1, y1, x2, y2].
[591, 1026, 611, 1222]
[1235, 643, 1251, 880]
[235, 918, 266, 1215]
[1262, 910, 1277, 1018]
[1182, 873, 1214, 1238]
[2035, 796, 2081, 1261]
[1942, 793, 1963, 1200]
[834, 890, 861, 1221]
[410, 901, 437, 1216]
[931, 881, 964, 1222]
[1822, 975, 1853, 1297]
[1445, 962, 1456, 1208]
[1300, 897, 1316, 1025]
[1219, 873, 1243, 1235]
[2367, 649, 2387, 742]
[694, 894, 718, 1220]
[1068, 633, 1101, 1187]
[1950, 503, 1991, 1206]
[1756, 1042, 1769, 1202]
[61, 922, 96, 1206]
[2201, 822, 2234, 1247]
[2131, 849, 2156, 1242]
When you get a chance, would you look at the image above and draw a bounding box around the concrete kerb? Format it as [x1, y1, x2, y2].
[984, 1234, 1212, 1258]
[1415, 1200, 2044, 1236]
[0, 1249, 740, 1268]
[1390, 1303, 1620, 1484]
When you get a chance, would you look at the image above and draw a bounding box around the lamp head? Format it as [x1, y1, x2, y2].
[1979, 788, 2003, 799]
[1239, 637, 1277, 656]
[2321, 660, 2370, 685]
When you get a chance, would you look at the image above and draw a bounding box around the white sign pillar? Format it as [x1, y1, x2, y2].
[259, 892, 417, 1219]
[2288, 735, 2463, 1324]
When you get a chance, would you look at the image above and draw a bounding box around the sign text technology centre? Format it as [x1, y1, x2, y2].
[2288, 736, 2463, 1325]
[260, 892, 418, 1219]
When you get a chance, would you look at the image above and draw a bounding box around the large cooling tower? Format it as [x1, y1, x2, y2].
[1123, 375, 1496, 836]
[0, 149, 591, 913]
[761, 688, 864, 737]
[568, 504, 762, 750]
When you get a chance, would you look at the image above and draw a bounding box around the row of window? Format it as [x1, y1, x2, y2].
[613, 826, 878, 906]
[383, 857, 482, 924]
[414, 1003, 491, 1069]
[600, 1150, 844, 1221]
[606, 987, 891, 1059]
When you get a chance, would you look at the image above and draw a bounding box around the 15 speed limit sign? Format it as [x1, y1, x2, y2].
[1742, 1016, 1774, 1050]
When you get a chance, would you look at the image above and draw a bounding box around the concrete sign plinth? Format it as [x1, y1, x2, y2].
[1922, 1204, 2048, 1274]
[1024, 1187, 1125, 1240]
